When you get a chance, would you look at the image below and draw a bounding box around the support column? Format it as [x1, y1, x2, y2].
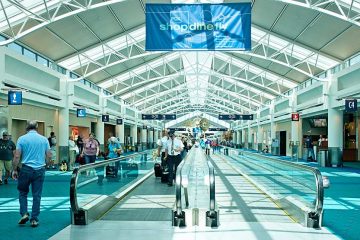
[257, 113, 263, 152]
[58, 78, 71, 165]
[241, 128, 246, 147]
[141, 128, 147, 149]
[116, 123, 125, 147]
[237, 130, 241, 147]
[95, 116, 105, 152]
[131, 124, 137, 147]
[248, 122, 252, 149]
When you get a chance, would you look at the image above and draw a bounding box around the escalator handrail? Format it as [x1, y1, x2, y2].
[207, 160, 216, 214]
[175, 148, 193, 215]
[70, 151, 150, 214]
[236, 149, 324, 218]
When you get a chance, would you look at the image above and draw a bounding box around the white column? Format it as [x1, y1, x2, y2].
[328, 108, 343, 148]
[241, 128, 246, 146]
[246, 122, 251, 149]
[141, 128, 147, 144]
[131, 124, 137, 146]
[270, 103, 276, 140]
[95, 116, 105, 148]
[149, 129, 154, 143]
[116, 123, 125, 145]
[58, 77, 71, 164]
[237, 130, 241, 145]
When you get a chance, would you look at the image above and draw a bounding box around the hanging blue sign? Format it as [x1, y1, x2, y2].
[76, 109, 86, 118]
[8, 91, 22, 105]
[146, 3, 251, 51]
[168, 128, 186, 131]
[116, 118, 123, 125]
[102, 114, 109, 122]
[219, 114, 240, 120]
[208, 128, 228, 131]
[163, 114, 176, 120]
[142, 114, 163, 120]
[345, 99, 357, 112]
[239, 114, 254, 120]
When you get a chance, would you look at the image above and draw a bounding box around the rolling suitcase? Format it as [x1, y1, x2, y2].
[161, 169, 169, 183]
[154, 163, 162, 177]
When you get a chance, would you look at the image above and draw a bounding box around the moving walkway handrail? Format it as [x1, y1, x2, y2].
[175, 148, 193, 216]
[70, 151, 149, 214]
[237, 150, 324, 219]
[207, 161, 216, 215]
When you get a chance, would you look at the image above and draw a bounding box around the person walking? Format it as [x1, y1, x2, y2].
[81, 133, 99, 165]
[0, 131, 16, 185]
[157, 130, 169, 168]
[164, 132, 183, 186]
[68, 136, 78, 170]
[12, 120, 51, 227]
[47, 132, 57, 169]
[305, 135, 315, 162]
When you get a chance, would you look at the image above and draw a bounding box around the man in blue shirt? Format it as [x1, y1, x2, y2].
[12, 121, 51, 227]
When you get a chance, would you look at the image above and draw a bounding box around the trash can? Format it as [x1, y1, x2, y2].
[318, 150, 329, 167]
[328, 147, 343, 167]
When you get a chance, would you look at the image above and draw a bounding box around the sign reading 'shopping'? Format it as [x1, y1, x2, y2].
[146, 3, 251, 51]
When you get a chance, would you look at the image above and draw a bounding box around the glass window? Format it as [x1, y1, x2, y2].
[23, 48, 36, 60]
[8, 43, 23, 54]
[37, 55, 49, 67]
[57, 66, 66, 75]
[349, 54, 360, 66]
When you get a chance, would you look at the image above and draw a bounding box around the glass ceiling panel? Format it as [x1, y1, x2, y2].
[59, 27, 146, 70]
[0, 0, 63, 31]
[251, 27, 339, 69]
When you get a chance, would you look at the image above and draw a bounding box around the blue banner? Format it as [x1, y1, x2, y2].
[146, 3, 251, 51]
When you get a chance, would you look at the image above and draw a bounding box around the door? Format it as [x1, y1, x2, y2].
[280, 131, 287, 156]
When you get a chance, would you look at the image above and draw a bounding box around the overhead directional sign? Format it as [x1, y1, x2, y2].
[219, 114, 240, 120]
[208, 128, 228, 131]
[116, 118, 123, 125]
[168, 128, 186, 131]
[345, 99, 357, 112]
[239, 114, 254, 120]
[142, 114, 177, 120]
[76, 109, 86, 118]
[163, 114, 176, 120]
[218, 114, 254, 120]
[142, 114, 163, 120]
[291, 113, 300, 121]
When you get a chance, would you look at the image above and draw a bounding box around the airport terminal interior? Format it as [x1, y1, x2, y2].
[1, 0, 360, 239]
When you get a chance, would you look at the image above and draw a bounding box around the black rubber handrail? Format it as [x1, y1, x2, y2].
[207, 160, 216, 215]
[175, 148, 193, 216]
[70, 151, 149, 214]
[235, 149, 324, 221]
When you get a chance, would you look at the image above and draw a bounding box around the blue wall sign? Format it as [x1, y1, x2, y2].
[76, 109, 86, 118]
[102, 114, 109, 122]
[146, 3, 251, 51]
[345, 99, 357, 112]
[116, 118, 123, 125]
[8, 91, 22, 105]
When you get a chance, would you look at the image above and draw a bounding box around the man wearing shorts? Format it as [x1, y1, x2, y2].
[0, 131, 16, 185]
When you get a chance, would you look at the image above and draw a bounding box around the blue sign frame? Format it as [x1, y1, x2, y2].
[76, 109, 86, 118]
[102, 114, 109, 122]
[345, 99, 357, 112]
[146, 3, 251, 51]
[8, 91, 22, 105]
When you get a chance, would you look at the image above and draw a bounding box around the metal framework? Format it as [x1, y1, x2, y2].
[0, 0, 130, 45]
[275, 0, 360, 28]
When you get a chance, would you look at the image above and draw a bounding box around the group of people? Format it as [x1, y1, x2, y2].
[157, 130, 189, 186]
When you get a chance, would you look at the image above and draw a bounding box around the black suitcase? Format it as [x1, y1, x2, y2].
[161, 170, 169, 183]
[154, 163, 162, 177]
[106, 165, 118, 178]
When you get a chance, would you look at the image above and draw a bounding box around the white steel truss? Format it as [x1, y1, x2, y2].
[275, 0, 360, 28]
[0, 0, 130, 45]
